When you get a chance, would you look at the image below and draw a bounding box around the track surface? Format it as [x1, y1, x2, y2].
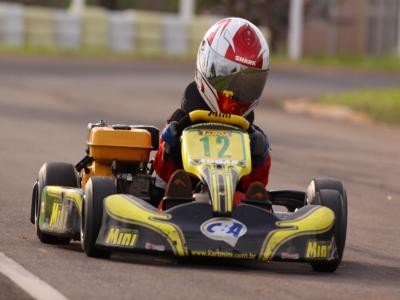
[0, 57, 399, 299]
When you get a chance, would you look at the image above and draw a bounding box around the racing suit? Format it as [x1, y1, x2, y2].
[154, 82, 271, 192]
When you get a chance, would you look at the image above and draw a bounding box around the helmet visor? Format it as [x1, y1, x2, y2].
[201, 46, 269, 104]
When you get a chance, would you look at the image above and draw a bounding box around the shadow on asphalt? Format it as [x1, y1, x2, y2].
[60, 241, 400, 288]
[109, 252, 310, 272]
[110, 252, 399, 287]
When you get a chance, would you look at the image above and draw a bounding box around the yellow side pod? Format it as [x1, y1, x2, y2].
[259, 206, 335, 261]
[104, 195, 187, 256]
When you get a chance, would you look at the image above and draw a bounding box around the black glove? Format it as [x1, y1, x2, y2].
[249, 125, 270, 166]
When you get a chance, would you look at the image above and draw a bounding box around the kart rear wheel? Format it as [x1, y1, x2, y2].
[35, 162, 79, 244]
[306, 178, 347, 272]
[81, 176, 115, 258]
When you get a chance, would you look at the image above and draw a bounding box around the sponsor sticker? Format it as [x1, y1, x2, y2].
[235, 55, 256, 66]
[191, 250, 256, 259]
[280, 252, 300, 260]
[207, 111, 232, 119]
[105, 227, 138, 247]
[200, 218, 247, 247]
[191, 158, 243, 165]
[306, 238, 337, 260]
[199, 130, 231, 137]
[145, 242, 166, 252]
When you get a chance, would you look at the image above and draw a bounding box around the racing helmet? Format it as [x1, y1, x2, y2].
[195, 17, 270, 116]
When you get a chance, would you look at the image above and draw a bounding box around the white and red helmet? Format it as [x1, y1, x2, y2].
[195, 17, 270, 116]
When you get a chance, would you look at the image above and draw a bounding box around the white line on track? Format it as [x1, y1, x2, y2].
[0, 252, 68, 300]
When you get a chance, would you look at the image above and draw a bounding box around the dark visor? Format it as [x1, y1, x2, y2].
[202, 45, 268, 104]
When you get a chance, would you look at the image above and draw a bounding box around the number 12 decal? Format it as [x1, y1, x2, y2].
[200, 136, 230, 158]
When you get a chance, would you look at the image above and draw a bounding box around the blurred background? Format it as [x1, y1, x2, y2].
[1, 0, 399, 59]
[0, 0, 399, 124]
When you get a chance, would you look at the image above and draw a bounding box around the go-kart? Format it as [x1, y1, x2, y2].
[31, 110, 347, 272]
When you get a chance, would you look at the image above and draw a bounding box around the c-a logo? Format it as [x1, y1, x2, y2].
[200, 218, 247, 247]
[105, 227, 138, 247]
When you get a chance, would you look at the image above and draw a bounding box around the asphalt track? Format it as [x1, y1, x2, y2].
[0, 56, 399, 300]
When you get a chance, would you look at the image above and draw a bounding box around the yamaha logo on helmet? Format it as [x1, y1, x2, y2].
[200, 218, 247, 247]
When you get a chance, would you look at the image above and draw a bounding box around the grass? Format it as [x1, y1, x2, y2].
[271, 54, 400, 72]
[317, 89, 400, 124]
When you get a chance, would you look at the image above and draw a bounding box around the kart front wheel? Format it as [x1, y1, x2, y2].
[81, 176, 115, 258]
[306, 178, 348, 272]
[35, 162, 79, 244]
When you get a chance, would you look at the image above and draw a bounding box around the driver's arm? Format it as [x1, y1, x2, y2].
[153, 109, 187, 183]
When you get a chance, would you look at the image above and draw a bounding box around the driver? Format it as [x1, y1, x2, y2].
[154, 17, 271, 206]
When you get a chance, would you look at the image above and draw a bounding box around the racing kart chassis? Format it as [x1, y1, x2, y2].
[31, 111, 347, 272]
[96, 193, 338, 263]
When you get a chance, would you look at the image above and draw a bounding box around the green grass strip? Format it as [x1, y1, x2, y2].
[272, 54, 400, 72]
[317, 89, 400, 124]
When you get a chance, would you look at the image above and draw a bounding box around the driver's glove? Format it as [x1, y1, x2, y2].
[249, 125, 270, 166]
[161, 121, 179, 158]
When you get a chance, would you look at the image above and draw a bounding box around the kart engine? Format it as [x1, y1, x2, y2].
[76, 121, 160, 204]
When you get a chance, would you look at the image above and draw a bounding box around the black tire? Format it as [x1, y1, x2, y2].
[31, 181, 38, 224]
[35, 162, 79, 244]
[306, 178, 348, 272]
[309, 179, 347, 205]
[81, 176, 115, 258]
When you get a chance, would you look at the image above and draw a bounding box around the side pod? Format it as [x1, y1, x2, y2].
[38, 186, 83, 238]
